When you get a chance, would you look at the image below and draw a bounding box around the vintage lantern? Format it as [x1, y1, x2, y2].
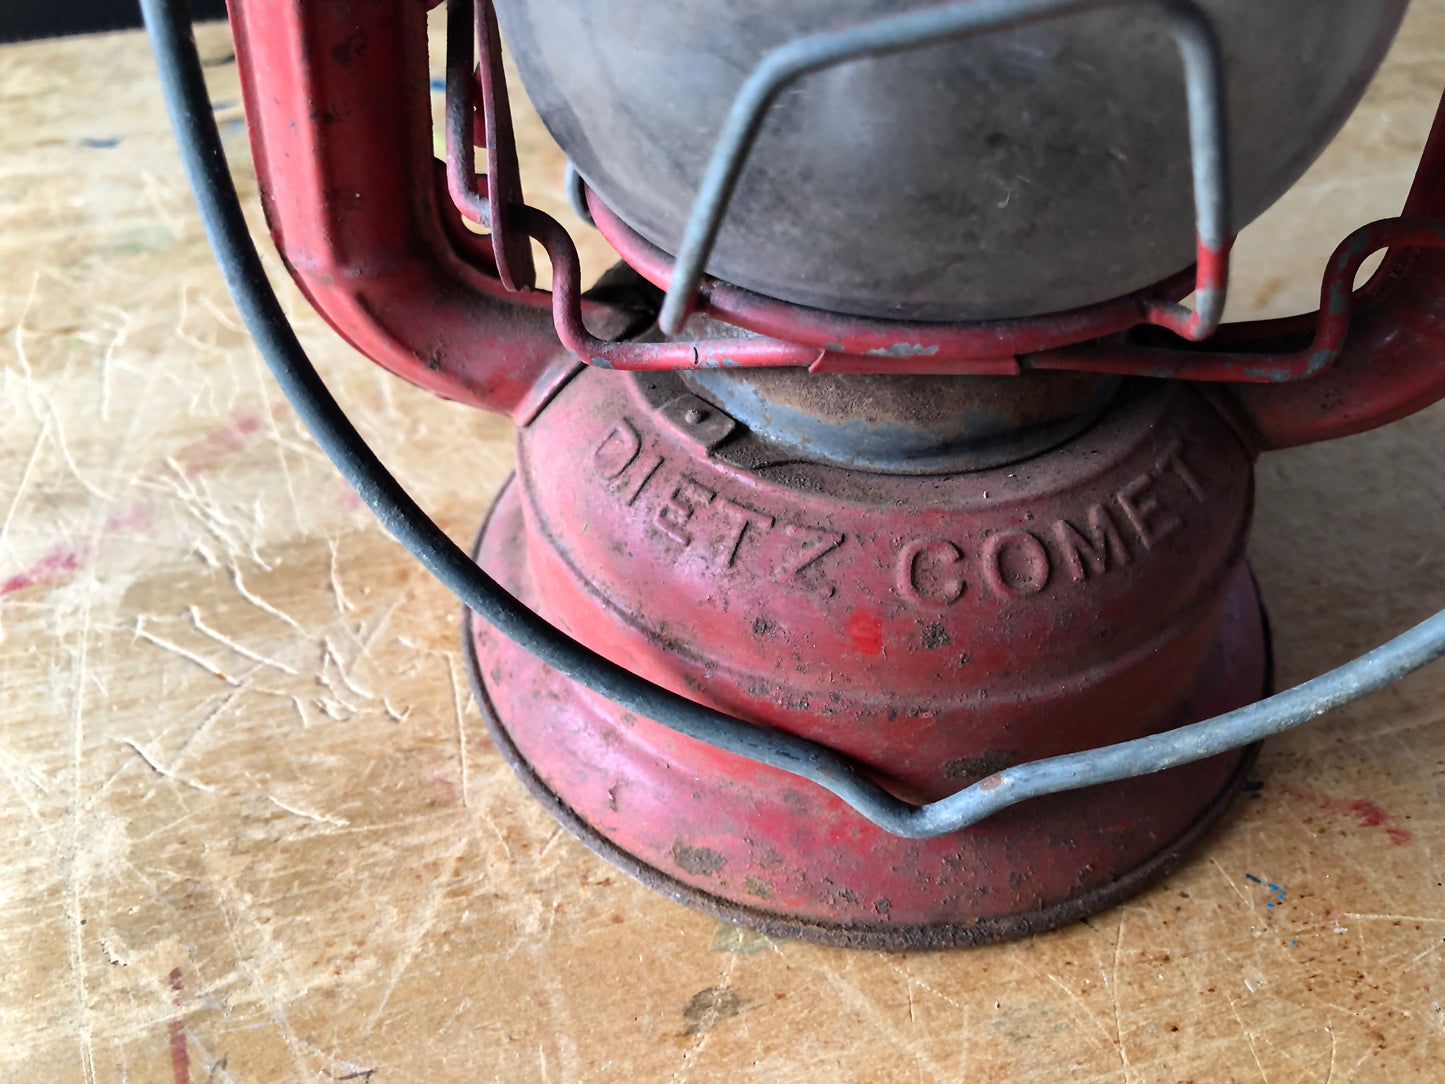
[144, 0, 1445, 948]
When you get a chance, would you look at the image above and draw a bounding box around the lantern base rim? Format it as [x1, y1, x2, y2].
[461, 482, 1272, 951]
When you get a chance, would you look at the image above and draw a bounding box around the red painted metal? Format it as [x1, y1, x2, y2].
[467, 371, 1267, 940]
[231, 0, 1443, 408]
[1031, 217, 1445, 384]
[444, 0, 534, 291]
[1143, 236, 1232, 341]
[586, 185, 1442, 381]
[226, 0, 1443, 943]
[1216, 93, 1445, 451]
[228, 0, 626, 423]
[522, 206, 824, 371]
[584, 189, 1192, 372]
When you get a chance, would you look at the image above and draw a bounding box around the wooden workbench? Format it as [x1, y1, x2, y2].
[1, 9, 1442, 1082]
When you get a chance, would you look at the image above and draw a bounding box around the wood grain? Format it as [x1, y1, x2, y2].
[0, 9, 1441, 1082]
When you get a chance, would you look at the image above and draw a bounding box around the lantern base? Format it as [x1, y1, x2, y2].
[463, 480, 1271, 950]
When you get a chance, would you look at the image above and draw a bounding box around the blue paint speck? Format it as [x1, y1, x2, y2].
[79, 137, 120, 149]
[430, 77, 446, 92]
[1252, 880, 1287, 912]
[210, 99, 237, 111]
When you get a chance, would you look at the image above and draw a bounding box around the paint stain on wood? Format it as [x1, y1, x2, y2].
[169, 967, 188, 1084]
[1282, 787, 1412, 845]
[681, 986, 750, 1036]
[1, 545, 85, 596]
[173, 412, 262, 476]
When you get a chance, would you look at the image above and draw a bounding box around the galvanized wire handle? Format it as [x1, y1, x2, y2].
[655, 0, 1232, 341]
[143, 0, 1445, 840]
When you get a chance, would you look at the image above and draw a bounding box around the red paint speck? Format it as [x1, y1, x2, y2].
[169, 967, 189, 1084]
[103, 502, 154, 535]
[175, 412, 263, 476]
[1, 410, 263, 601]
[846, 613, 884, 655]
[430, 774, 457, 797]
[1, 499, 154, 598]
[0, 545, 87, 596]
[1282, 787, 1411, 845]
[1, 413, 263, 603]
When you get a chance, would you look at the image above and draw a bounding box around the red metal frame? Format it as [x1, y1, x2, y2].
[584, 191, 1197, 373]
[223, 0, 1445, 946]
[1219, 95, 1445, 451]
[466, 361, 1269, 943]
[443, 0, 533, 291]
[229, 0, 625, 423]
[229, 0, 1443, 441]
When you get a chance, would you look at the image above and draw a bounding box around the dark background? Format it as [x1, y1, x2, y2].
[0, 0, 228, 42]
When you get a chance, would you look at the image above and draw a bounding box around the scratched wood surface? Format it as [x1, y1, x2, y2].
[1, 9, 1443, 1083]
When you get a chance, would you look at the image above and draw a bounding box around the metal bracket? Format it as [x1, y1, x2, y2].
[654, 0, 1232, 342]
[444, 0, 1441, 389]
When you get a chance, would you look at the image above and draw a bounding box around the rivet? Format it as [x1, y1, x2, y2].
[684, 407, 708, 424]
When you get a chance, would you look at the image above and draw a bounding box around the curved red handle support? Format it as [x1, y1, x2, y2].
[227, 0, 630, 423]
[1211, 94, 1445, 452]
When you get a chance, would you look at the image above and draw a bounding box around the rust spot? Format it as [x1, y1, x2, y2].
[780, 790, 809, 815]
[921, 622, 952, 650]
[944, 749, 1018, 780]
[742, 875, 773, 900]
[330, 30, 366, 68]
[672, 841, 727, 877]
[753, 842, 785, 870]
